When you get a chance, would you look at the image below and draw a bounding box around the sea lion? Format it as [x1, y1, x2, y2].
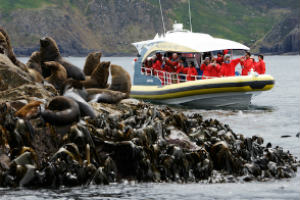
[26, 51, 42, 74]
[39, 37, 85, 80]
[86, 88, 127, 104]
[0, 27, 27, 70]
[83, 52, 102, 76]
[63, 84, 97, 119]
[15, 101, 43, 119]
[80, 61, 110, 89]
[41, 96, 80, 126]
[107, 64, 131, 97]
[44, 61, 67, 93]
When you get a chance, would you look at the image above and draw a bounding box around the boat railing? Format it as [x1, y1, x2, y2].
[141, 67, 220, 85]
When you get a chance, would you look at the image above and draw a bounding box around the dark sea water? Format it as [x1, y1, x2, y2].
[1, 55, 299, 200]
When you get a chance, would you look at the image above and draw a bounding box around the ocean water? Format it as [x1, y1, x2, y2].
[2, 55, 299, 199]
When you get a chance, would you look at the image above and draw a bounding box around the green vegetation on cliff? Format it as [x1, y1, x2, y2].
[0, 0, 299, 55]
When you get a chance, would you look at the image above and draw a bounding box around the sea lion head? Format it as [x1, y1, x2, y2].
[0, 32, 9, 56]
[40, 37, 60, 61]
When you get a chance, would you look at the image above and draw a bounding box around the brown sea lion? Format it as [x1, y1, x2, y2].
[27, 68, 43, 83]
[86, 88, 127, 104]
[83, 52, 102, 76]
[80, 61, 110, 89]
[15, 101, 43, 119]
[41, 96, 80, 126]
[39, 37, 85, 80]
[108, 64, 131, 97]
[44, 61, 67, 93]
[26, 51, 42, 74]
[0, 27, 27, 70]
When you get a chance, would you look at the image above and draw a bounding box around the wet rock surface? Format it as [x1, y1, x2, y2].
[0, 99, 298, 188]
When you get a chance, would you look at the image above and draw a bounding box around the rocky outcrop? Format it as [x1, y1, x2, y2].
[0, 54, 32, 91]
[253, 11, 300, 54]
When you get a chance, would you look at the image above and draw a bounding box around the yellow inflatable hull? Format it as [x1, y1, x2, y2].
[130, 75, 274, 108]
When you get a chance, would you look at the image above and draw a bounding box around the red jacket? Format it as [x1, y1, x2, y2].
[220, 58, 241, 77]
[208, 63, 221, 78]
[184, 67, 198, 81]
[216, 56, 224, 65]
[200, 63, 210, 79]
[254, 60, 266, 74]
[240, 58, 254, 76]
[165, 58, 178, 72]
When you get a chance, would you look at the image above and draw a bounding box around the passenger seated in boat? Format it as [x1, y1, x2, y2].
[220, 54, 243, 77]
[207, 57, 221, 78]
[185, 61, 198, 81]
[240, 52, 254, 76]
[254, 54, 266, 74]
[200, 57, 210, 79]
[216, 52, 224, 65]
[176, 57, 187, 83]
[142, 57, 153, 75]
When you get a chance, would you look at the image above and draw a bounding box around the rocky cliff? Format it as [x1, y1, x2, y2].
[0, 0, 299, 56]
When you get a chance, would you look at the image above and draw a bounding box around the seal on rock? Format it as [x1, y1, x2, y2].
[83, 52, 102, 76]
[26, 51, 42, 74]
[41, 96, 80, 126]
[44, 61, 67, 93]
[107, 64, 131, 97]
[80, 61, 110, 89]
[39, 37, 85, 80]
[63, 84, 97, 119]
[86, 88, 127, 104]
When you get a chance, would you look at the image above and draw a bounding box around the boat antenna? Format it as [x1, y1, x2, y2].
[188, 0, 193, 32]
[159, 0, 166, 35]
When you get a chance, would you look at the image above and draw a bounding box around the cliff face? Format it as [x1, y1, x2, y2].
[252, 10, 300, 54]
[0, 0, 299, 56]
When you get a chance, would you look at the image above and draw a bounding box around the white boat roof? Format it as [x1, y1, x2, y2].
[132, 24, 249, 60]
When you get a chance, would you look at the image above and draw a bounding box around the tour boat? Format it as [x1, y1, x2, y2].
[130, 23, 275, 108]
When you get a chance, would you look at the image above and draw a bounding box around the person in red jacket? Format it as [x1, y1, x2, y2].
[152, 53, 165, 85]
[164, 53, 179, 72]
[184, 61, 198, 81]
[216, 52, 224, 65]
[254, 54, 266, 74]
[220, 54, 243, 77]
[176, 57, 187, 82]
[142, 57, 153, 75]
[208, 58, 221, 78]
[240, 52, 254, 76]
[200, 57, 210, 79]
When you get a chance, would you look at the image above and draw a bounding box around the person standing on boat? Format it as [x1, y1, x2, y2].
[164, 53, 179, 83]
[220, 54, 243, 77]
[240, 52, 254, 76]
[254, 54, 266, 74]
[152, 52, 165, 85]
[216, 52, 224, 65]
[208, 57, 221, 78]
[200, 57, 210, 79]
